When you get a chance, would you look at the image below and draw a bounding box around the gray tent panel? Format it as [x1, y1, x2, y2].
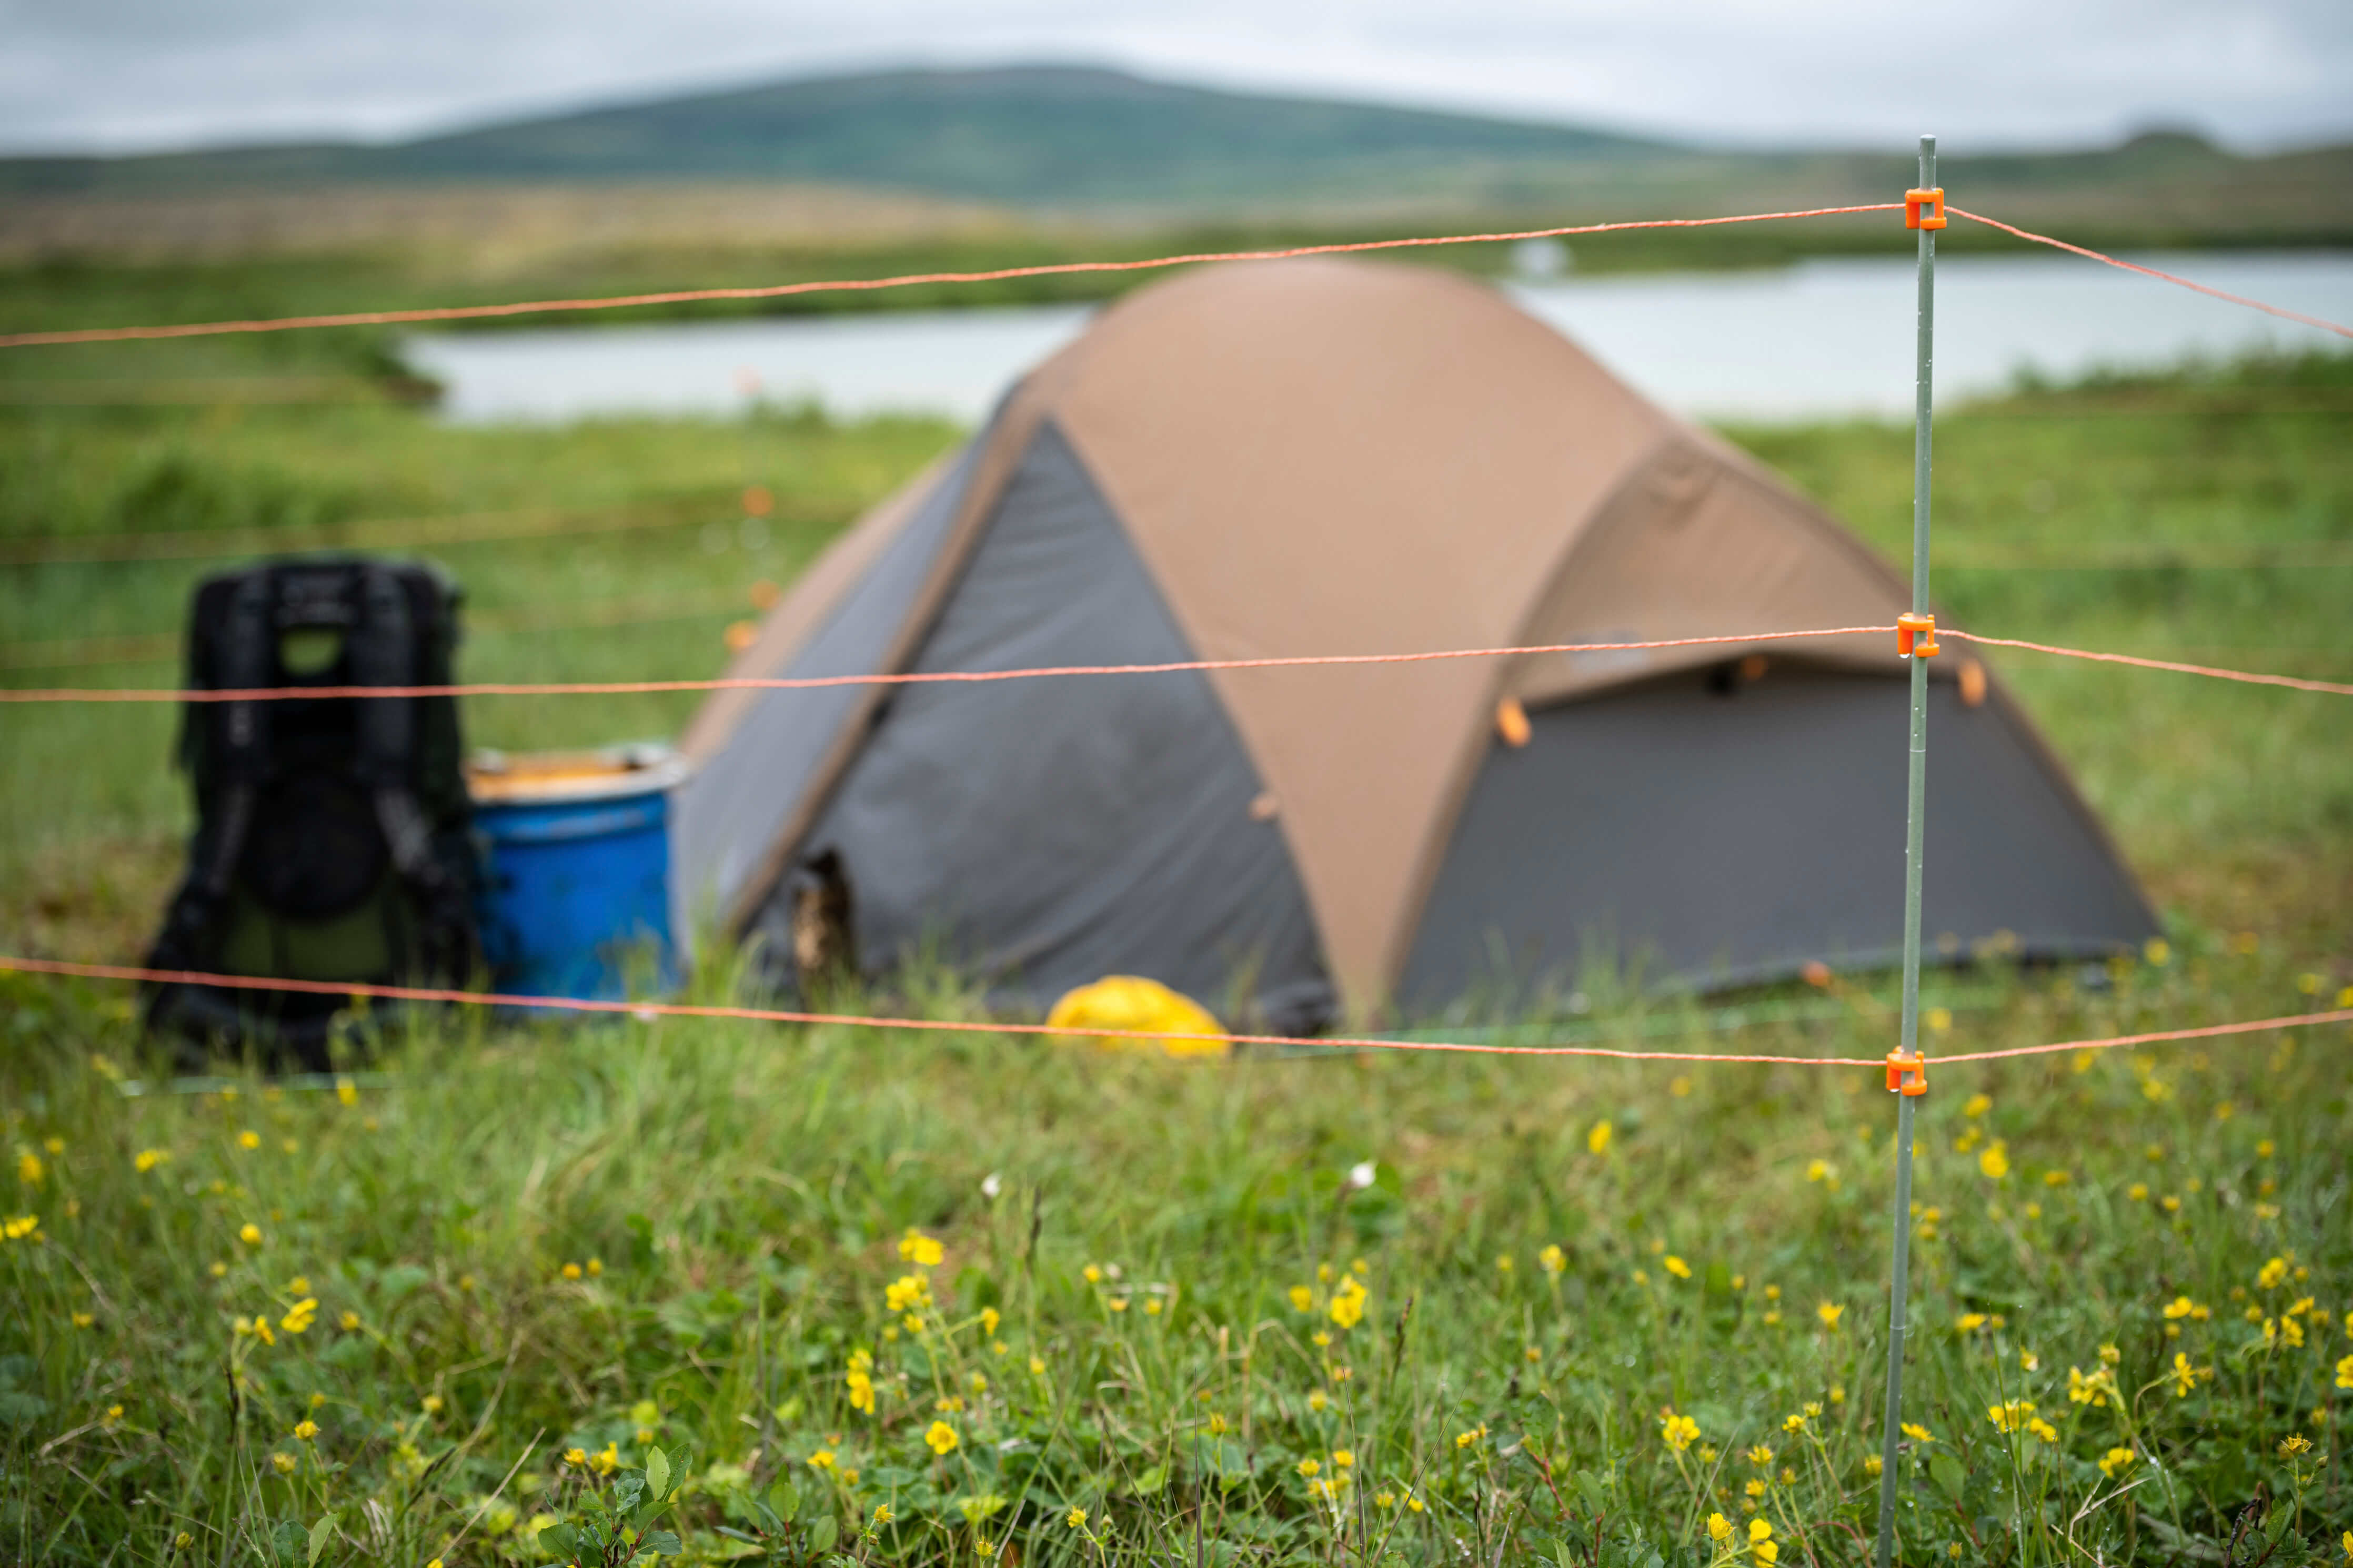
[754, 419, 1335, 1030]
[1400, 662, 2158, 1006]
[671, 439, 982, 931]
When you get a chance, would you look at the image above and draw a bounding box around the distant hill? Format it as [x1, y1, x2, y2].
[0, 65, 1682, 206]
[3, 66, 2346, 254]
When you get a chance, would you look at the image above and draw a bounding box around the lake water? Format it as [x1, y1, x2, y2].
[407, 250, 2353, 427]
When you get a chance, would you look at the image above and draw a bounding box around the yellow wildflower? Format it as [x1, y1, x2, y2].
[925, 1420, 959, 1455]
[809, 1449, 835, 1469]
[1457, 1422, 1490, 1449]
[2067, 1365, 2116, 1408]
[237, 1131, 260, 1151]
[134, 1149, 168, 1173]
[1979, 1141, 2010, 1180]
[1539, 1243, 1565, 1274]
[2279, 1435, 2312, 1458]
[2026, 1417, 2059, 1443]
[884, 1274, 930, 1313]
[1783, 1413, 1806, 1434]
[981, 1306, 1000, 1336]
[2259, 1257, 2289, 1290]
[2171, 1353, 2208, 1397]
[1963, 1094, 1991, 1118]
[1665, 1256, 1692, 1280]
[1, 1216, 37, 1242]
[899, 1229, 944, 1268]
[1751, 1518, 1778, 1564]
[1817, 1302, 1844, 1329]
[1901, 1423, 1933, 1443]
[564, 1446, 588, 1466]
[1806, 1160, 1832, 1183]
[1332, 1448, 1353, 1468]
[591, 1443, 619, 1475]
[269, 1452, 295, 1475]
[16, 1152, 42, 1186]
[1708, 1513, 1733, 1543]
[279, 1299, 316, 1334]
[2098, 1447, 2137, 1478]
[1587, 1120, 1613, 1155]
[420, 1394, 443, 1414]
[1329, 1275, 1368, 1329]
[1658, 1411, 1698, 1452]
[1296, 1458, 1321, 1478]
[1987, 1400, 2036, 1434]
[1288, 1284, 1314, 1312]
[293, 1420, 317, 1441]
[1308, 1390, 1329, 1412]
[1066, 1509, 1087, 1529]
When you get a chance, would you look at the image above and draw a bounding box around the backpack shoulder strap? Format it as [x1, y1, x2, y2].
[350, 566, 472, 978]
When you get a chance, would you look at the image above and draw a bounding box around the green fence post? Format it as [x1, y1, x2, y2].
[1874, 131, 1938, 1568]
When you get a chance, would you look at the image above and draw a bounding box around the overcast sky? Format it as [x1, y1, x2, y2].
[5, 0, 2349, 158]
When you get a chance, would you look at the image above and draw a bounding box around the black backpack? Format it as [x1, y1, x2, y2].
[144, 559, 479, 1067]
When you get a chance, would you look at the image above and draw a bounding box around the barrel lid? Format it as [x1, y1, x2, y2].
[467, 741, 689, 804]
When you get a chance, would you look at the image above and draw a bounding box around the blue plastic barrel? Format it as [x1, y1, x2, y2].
[469, 745, 686, 1001]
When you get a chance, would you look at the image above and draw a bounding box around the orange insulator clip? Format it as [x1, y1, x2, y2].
[1896, 612, 1939, 659]
[1905, 188, 1946, 230]
[1886, 1049, 1928, 1096]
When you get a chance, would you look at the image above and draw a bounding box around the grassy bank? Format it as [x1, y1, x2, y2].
[2, 937, 2348, 1564]
[0, 349, 2348, 1562]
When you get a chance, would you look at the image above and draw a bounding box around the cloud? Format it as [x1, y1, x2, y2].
[2, 0, 2347, 156]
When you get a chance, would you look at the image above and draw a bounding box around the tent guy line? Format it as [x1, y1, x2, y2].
[3, 202, 2344, 351]
[5, 623, 2349, 703]
[0, 954, 2341, 1067]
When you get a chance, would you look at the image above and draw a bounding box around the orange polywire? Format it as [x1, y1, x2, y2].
[7, 622, 2352, 706]
[1948, 208, 2353, 340]
[0, 205, 1902, 350]
[1938, 630, 2353, 697]
[2, 954, 2344, 1067]
[0, 624, 1893, 704]
[6, 203, 2348, 351]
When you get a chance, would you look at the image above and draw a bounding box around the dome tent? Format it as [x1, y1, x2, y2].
[673, 257, 2155, 1030]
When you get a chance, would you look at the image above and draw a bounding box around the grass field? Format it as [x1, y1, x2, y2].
[1, 339, 2350, 1564]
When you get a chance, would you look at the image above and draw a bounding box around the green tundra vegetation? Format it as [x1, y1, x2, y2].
[0, 301, 2348, 1563]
